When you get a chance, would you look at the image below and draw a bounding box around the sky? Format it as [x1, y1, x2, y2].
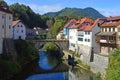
[5, 0, 120, 17]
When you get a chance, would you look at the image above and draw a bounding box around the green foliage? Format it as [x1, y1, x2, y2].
[106, 49, 120, 80]
[43, 42, 59, 52]
[74, 53, 81, 58]
[0, 0, 9, 8]
[95, 72, 101, 78]
[15, 40, 38, 65]
[0, 58, 21, 79]
[49, 16, 68, 38]
[9, 3, 48, 29]
[76, 59, 90, 70]
[36, 34, 46, 39]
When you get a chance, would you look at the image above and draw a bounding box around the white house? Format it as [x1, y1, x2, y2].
[77, 18, 105, 63]
[0, 6, 13, 54]
[56, 30, 66, 40]
[69, 21, 80, 51]
[12, 20, 26, 40]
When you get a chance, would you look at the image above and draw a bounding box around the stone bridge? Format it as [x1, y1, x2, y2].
[27, 39, 69, 50]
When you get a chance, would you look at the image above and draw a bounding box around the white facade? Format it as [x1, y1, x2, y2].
[0, 10, 13, 54]
[69, 29, 78, 51]
[13, 21, 26, 40]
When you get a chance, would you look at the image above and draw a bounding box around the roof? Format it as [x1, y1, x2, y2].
[101, 21, 120, 27]
[0, 6, 12, 14]
[64, 19, 76, 28]
[12, 20, 21, 27]
[97, 32, 116, 36]
[79, 17, 94, 25]
[107, 16, 120, 21]
[78, 25, 92, 31]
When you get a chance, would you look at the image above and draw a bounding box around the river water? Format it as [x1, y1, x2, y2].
[26, 50, 100, 80]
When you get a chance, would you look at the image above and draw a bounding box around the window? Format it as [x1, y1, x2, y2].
[18, 25, 19, 27]
[105, 28, 107, 32]
[85, 39, 87, 42]
[109, 28, 111, 32]
[9, 16, 11, 20]
[85, 32, 87, 34]
[70, 36, 72, 39]
[88, 31, 90, 35]
[2, 14, 5, 19]
[21, 25, 23, 27]
[113, 28, 115, 32]
[88, 39, 90, 42]
[21, 30, 23, 33]
[2, 25, 4, 29]
[9, 25, 11, 29]
[17, 30, 19, 33]
[71, 43, 75, 47]
[78, 38, 83, 41]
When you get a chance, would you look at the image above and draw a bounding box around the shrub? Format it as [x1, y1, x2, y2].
[106, 49, 120, 80]
[95, 72, 101, 78]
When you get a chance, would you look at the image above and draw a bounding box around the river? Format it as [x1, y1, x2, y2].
[26, 50, 101, 80]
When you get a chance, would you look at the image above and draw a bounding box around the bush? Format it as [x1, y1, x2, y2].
[0, 58, 21, 79]
[15, 40, 38, 65]
[95, 72, 101, 78]
[43, 42, 59, 52]
[106, 49, 120, 80]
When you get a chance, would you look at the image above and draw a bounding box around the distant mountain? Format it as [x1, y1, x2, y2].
[44, 7, 105, 19]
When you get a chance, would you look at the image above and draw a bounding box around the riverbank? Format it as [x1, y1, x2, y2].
[63, 50, 102, 79]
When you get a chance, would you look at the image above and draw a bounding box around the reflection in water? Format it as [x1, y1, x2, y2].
[69, 66, 101, 80]
[38, 50, 59, 70]
[26, 72, 68, 80]
[27, 50, 101, 80]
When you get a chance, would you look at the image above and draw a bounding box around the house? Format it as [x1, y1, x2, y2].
[26, 28, 36, 39]
[56, 30, 66, 40]
[69, 17, 94, 52]
[12, 20, 26, 40]
[96, 16, 120, 55]
[63, 19, 76, 39]
[69, 20, 80, 51]
[0, 6, 13, 54]
[33, 27, 46, 35]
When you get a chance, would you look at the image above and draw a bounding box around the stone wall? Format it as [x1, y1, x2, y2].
[77, 44, 91, 64]
[90, 54, 109, 79]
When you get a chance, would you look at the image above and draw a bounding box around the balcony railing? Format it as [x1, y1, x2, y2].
[96, 39, 116, 44]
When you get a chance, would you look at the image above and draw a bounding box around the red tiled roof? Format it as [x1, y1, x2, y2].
[0, 6, 12, 14]
[70, 24, 78, 29]
[107, 16, 120, 21]
[12, 20, 21, 27]
[78, 25, 92, 31]
[79, 17, 94, 24]
[64, 19, 76, 28]
[78, 18, 106, 31]
[101, 21, 120, 27]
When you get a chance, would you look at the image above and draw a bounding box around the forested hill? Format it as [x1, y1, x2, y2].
[0, 1, 48, 29]
[9, 3, 48, 29]
[44, 7, 105, 19]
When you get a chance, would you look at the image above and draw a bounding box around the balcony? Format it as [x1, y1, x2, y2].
[96, 38, 116, 44]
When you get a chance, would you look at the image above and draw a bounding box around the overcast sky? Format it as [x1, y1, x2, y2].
[5, 0, 120, 17]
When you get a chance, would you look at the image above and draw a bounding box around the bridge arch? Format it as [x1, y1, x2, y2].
[27, 39, 69, 50]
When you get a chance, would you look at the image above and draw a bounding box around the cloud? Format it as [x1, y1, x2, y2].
[28, 4, 63, 14]
[96, 8, 120, 17]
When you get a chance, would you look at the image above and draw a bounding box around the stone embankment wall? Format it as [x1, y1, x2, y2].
[63, 50, 109, 79]
[90, 54, 109, 79]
